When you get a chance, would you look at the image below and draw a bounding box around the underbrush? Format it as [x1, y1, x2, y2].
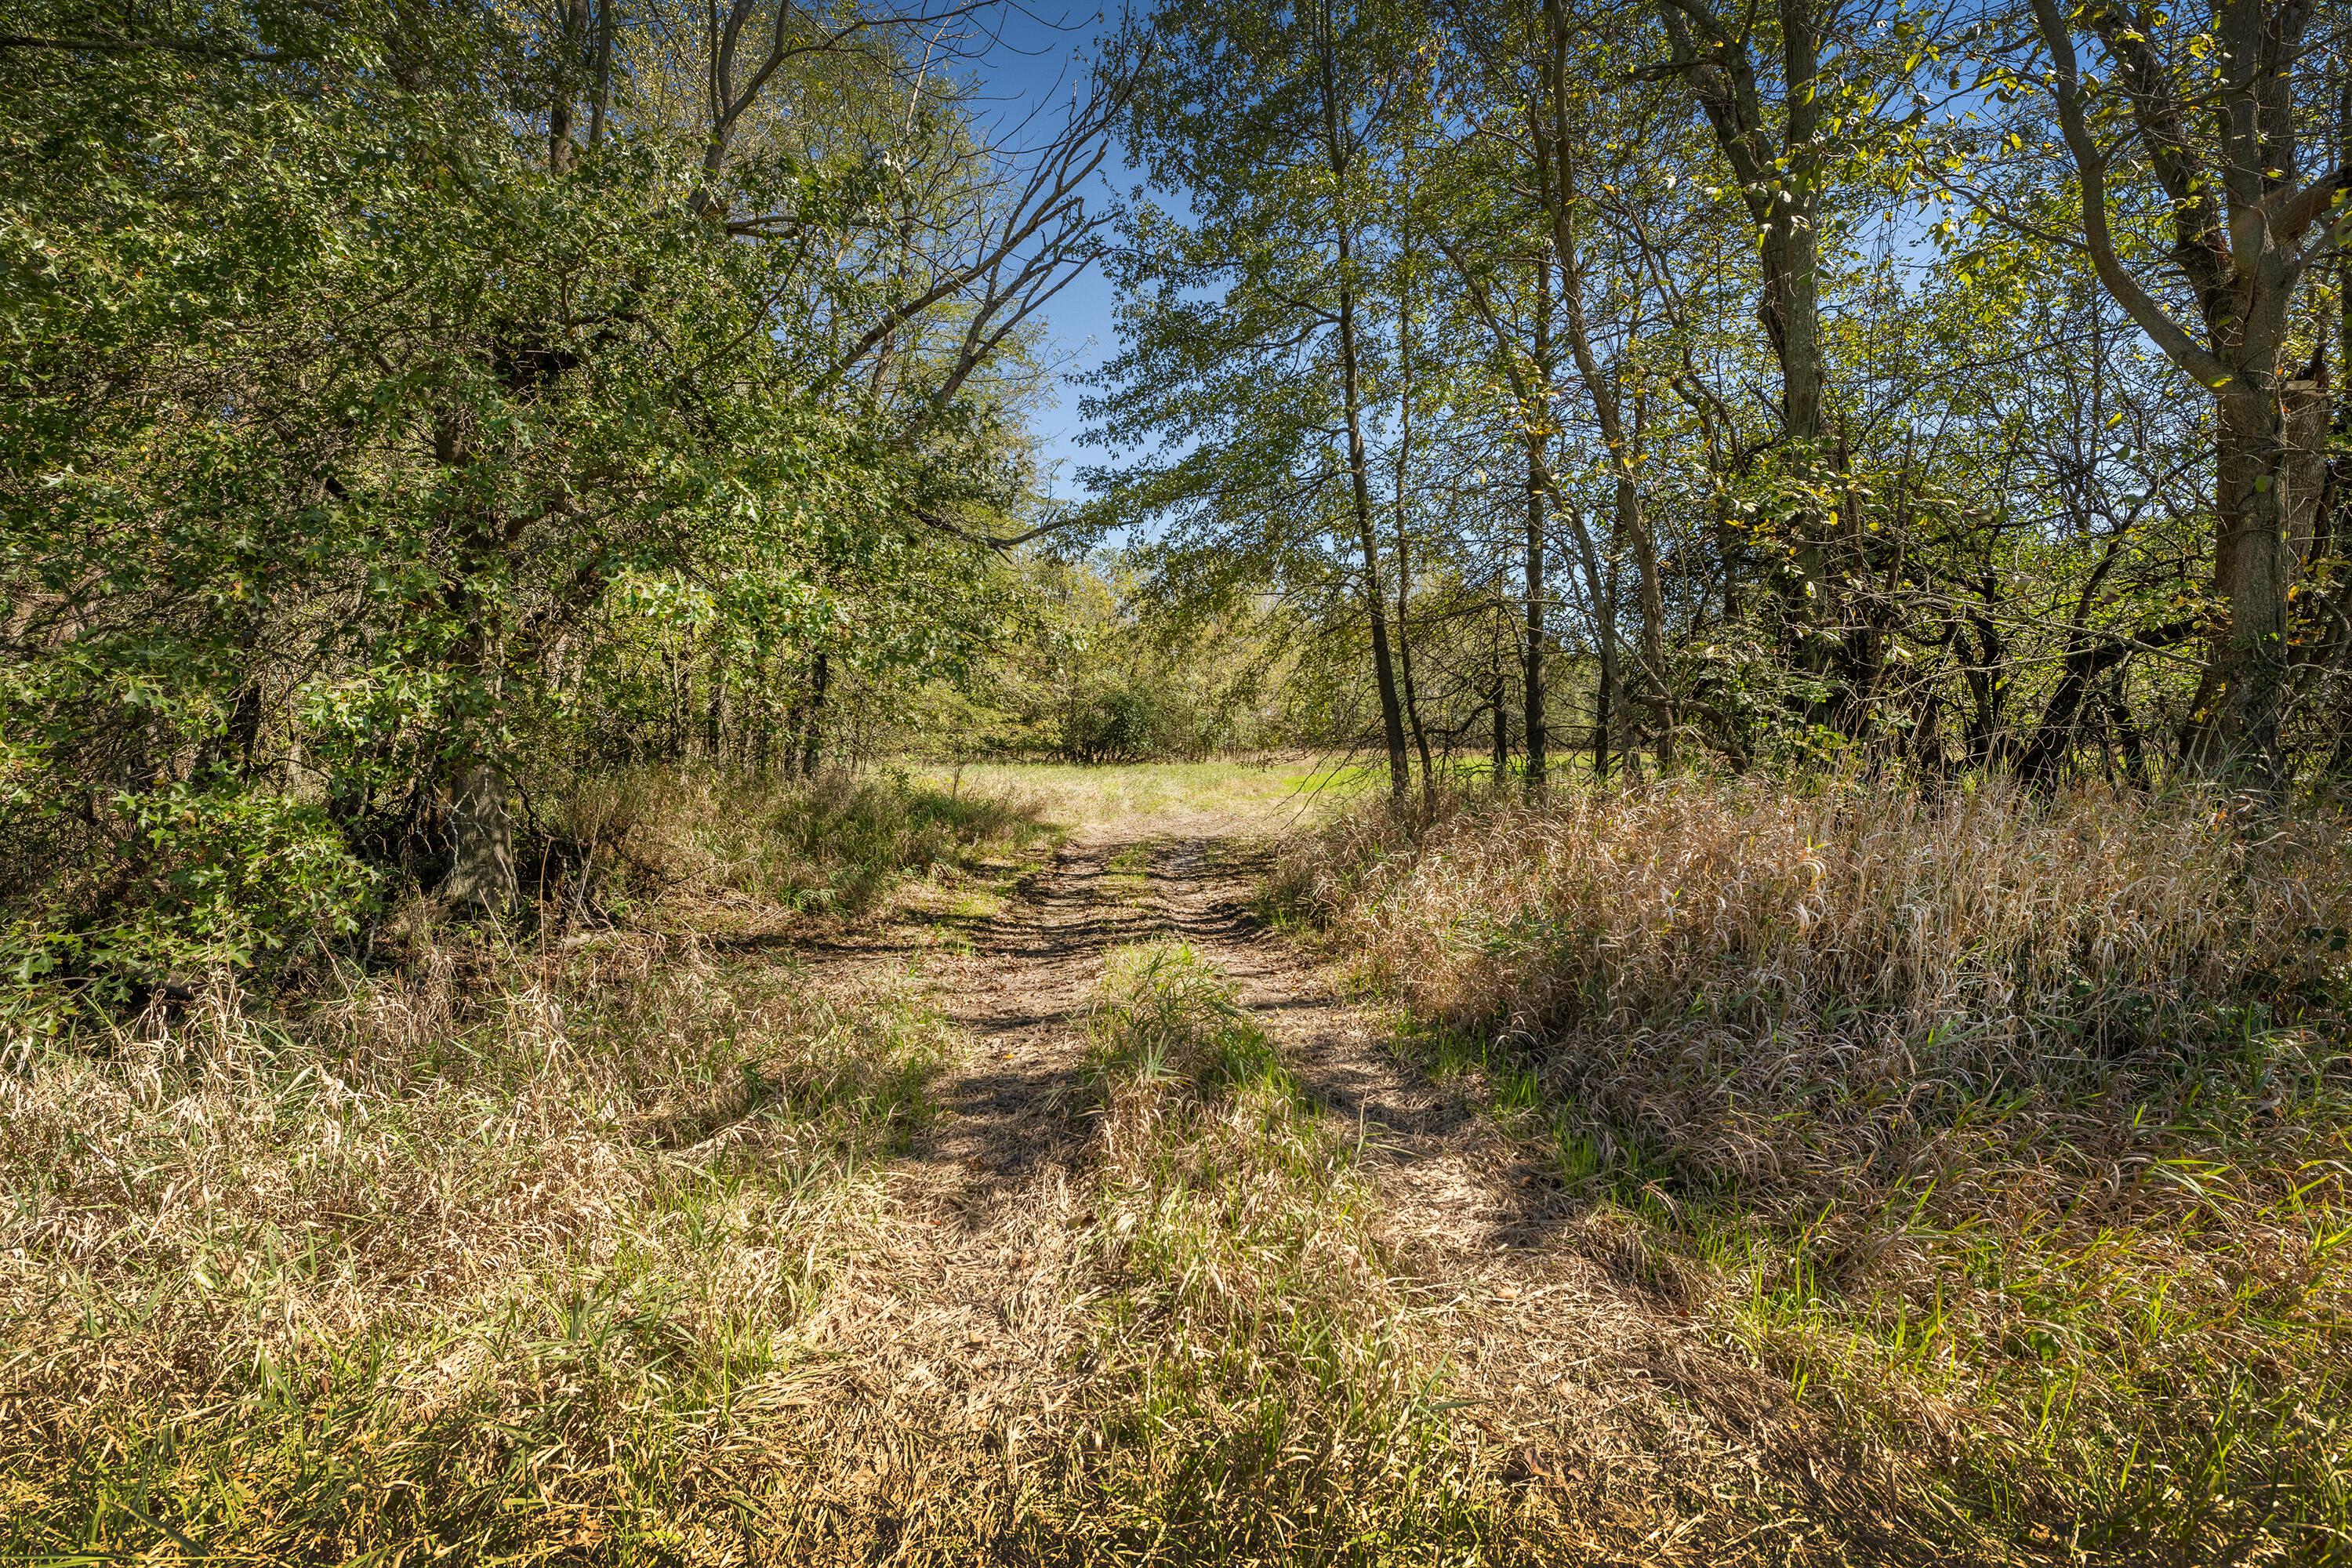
[562, 765, 1044, 919]
[1276, 777, 2352, 1563]
[1055, 942, 1521, 1563]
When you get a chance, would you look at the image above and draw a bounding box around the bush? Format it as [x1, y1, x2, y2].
[1058, 674, 1215, 764]
[3, 782, 376, 1007]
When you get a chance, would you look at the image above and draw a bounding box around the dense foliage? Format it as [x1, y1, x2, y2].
[2, 0, 1110, 998]
[1090, 0, 2352, 800]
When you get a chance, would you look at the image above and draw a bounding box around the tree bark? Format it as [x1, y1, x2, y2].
[1534, 9, 1672, 774]
[1398, 536, 1434, 802]
[444, 762, 516, 913]
[433, 408, 517, 913]
[548, 0, 586, 173]
[1523, 256, 1552, 798]
[703, 645, 727, 762]
[1316, 0, 1410, 800]
[1392, 197, 1435, 804]
[1653, 0, 1830, 546]
[798, 649, 829, 778]
[1490, 662, 1511, 787]
[1594, 551, 1621, 784]
[586, 0, 614, 152]
[2190, 390, 2298, 775]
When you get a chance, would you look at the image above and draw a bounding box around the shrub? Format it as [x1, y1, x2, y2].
[1058, 673, 1214, 764]
[2, 782, 376, 1010]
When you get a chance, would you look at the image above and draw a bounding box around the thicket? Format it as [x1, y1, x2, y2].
[0, 0, 1117, 1014]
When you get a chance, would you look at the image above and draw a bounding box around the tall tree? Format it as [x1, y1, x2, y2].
[2018, 0, 2350, 783]
[1091, 0, 1420, 797]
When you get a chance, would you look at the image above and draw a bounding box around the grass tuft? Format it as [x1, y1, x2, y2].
[1055, 942, 1520, 1564]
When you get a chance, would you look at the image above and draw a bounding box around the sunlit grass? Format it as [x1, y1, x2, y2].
[1283, 775, 2352, 1562]
[564, 764, 1050, 924]
[1051, 942, 1519, 1563]
[0, 932, 956, 1560]
[908, 754, 1379, 833]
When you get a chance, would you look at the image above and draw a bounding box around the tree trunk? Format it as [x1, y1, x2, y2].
[2208, 390, 2300, 778]
[1757, 201, 1823, 450]
[1963, 609, 2005, 769]
[2108, 687, 2151, 789]
[548, 0, 586, 173]
[703, 647, 727, 762]
[445, 761, 515, 913]
[1534, 72, 1671, 780]
[1616, 467, 1672, 770]
[798, 650, 830, 779]
[1491, 663, 1511, 787]
[2025, 0, 2347, 789]
[1317, 11, 1410, 801]
[1392, 192, 1435, 805]
[586, 0, 614, 153]
[1627, 470, 1672, 770]
[1650, 0, 1829, 550]
[1599, 557, 1618, 789]
[1522, 254, 1552, 799]
[1398, 547, 1434, 804]
[1523, 463, 1548, 800]
[433, 406, 517, 913]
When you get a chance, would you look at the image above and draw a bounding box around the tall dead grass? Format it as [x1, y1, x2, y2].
[1276, 777, 2352, 1563]
[0, 767, 1004, 1561]
[0, 927, 958, 1559]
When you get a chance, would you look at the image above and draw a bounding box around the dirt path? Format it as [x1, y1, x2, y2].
[890, 816, 1459, 1229]
[774, 805, 1867, 1558]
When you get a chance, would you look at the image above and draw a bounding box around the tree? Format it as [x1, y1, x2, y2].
[0, 0, 1106, 976]
[1089, 0, 1421, 798]
[2016, 0, 2350, 783]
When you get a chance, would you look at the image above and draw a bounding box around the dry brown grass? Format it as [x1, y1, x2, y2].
[0, 926, 965, 1559]
[1054, 941, 1530, 1563]
[0, 762, 1027, 1563]
[21, 760, 2348, 1564]
[1275, 775, 2352, 1563]
[0, 777, 1512, 1566]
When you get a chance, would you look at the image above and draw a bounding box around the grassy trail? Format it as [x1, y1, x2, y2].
[768, 773, 1912, 1563]
[23, 764, 2320, 1563]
